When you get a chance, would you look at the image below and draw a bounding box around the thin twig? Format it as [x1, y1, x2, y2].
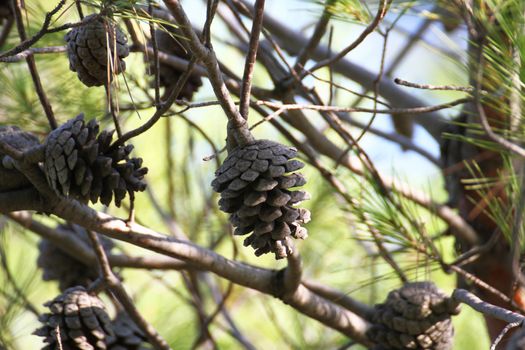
[257, 98, 471, 115]
[148, 0, 161, 107]
[110, 58, 197, 151]
[11, 0, 57, 129]
[239, 0, 265, 120]
[491, 321, 522, 350]
[453, 288, 524, 324]
[86, 230, 172, 350]
[394, 78, 474, 92]
[0, 0, 67, 59]
[307, 0, 391, 74]
[293, 2, 331, 72]
[0, 45, 66, 62]
[163, 0, 255, 146]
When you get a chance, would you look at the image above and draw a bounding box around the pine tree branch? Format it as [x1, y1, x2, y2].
[1, 192, 372, 345]
[162, 0, 255, 147]
[453, 289, 524, 324]
[236, 0, 447, 140]
[238, 0, 265, 120]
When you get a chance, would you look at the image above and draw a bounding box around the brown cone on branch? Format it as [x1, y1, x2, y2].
[65, 14, 129, 87]
[106, 312, 152, 350]
[0, 126, 40, 192]
[151, 27, 202, 100]
[367, 282, 460, 350]
[212, 139, 311, 259]
[37, 223, 115, 291]
[34, 286, 115, 350]
[43, 114, 148, 207]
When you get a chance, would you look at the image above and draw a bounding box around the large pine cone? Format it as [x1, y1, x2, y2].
[106, 313, 151, 350]
[0, 126, 40, 192]
[34, 286, 114, 350]
[37, 224, 114, 291]
[367, 282, 460, 350]
[151, 28, 202, 100]
[43, 114, 147, 207]
[65, 14, 129, 87]
[212, 140, 310, 259]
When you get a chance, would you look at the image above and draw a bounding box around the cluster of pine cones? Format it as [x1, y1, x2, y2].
[367, 282, 460, 350]
[34, 286, 151, 350]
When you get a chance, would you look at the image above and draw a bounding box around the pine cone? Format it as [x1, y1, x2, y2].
[367, 282, 460, 350]
[43, 114, 148, 207]
[37, 224, 114, 291]
[212, 140, 310, 259]
[0, 126, 40, 192]
[106, 313, 151, 350]
[151, 28, 202, 100]
[34, 286, 114, 350]
[65, 14, 129, 87]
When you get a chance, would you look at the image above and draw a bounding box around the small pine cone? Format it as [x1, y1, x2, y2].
[43, 114, 148, 207]
[34, 286, 115, 350]
[367, 282, 461, 350]
[0, 126, 40, 192]
[211, 140, 311, 259]
[106, 313, 151, 350]
[37, 224, 114, 291]
[65, 14, 129, 87]
[151, 28, 202, 100]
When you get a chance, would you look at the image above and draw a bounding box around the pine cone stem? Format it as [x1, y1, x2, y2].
[283, 245, 302, 294]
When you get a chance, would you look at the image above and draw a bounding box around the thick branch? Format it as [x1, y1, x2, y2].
[37, 196, 372, 344]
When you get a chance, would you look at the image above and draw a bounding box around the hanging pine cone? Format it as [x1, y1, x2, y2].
[0, 126, 40, 192]
[367, 282, 460, 350]
[151, 27, 202, 100]
[211, 140, 310, 259]
[43, 114, 148, 207]
[65, 14, 129, 87]
[34, 286, 115, 350]
[37, 223, 115, 291]
[106, 313, 151, 350]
